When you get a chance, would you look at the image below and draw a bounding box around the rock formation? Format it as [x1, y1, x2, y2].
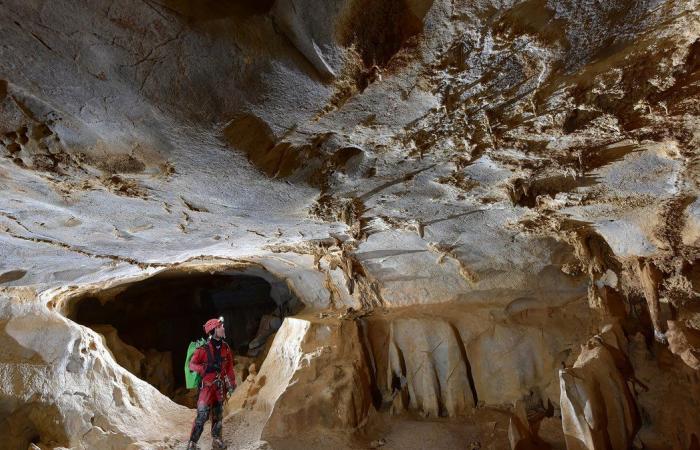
[0, 0, 699, 448]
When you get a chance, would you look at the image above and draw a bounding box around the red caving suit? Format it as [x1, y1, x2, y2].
[187, 338, 236, 445]
[189, 339, 236, 405]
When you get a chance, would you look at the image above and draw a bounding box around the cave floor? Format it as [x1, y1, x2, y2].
[157, 406, 566, 450]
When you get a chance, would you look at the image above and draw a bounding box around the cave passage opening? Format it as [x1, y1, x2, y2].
[66, 267, 302, 406]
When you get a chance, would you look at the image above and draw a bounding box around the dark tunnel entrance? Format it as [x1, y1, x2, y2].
[66, 267, 302, 406]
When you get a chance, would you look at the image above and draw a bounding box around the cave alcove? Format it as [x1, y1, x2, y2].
[66, 267, 301, 406]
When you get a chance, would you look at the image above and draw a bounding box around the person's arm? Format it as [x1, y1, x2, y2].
[189, 347, 207, 376]
[223, 345, 237, 390]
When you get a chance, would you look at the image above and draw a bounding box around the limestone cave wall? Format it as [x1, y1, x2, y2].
[0, 0, 699, 449]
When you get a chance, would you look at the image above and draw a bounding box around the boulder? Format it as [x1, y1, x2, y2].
[559, 325, 639, 450]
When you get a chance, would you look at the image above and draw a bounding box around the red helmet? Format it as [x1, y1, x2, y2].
[204, 317, 224, 334]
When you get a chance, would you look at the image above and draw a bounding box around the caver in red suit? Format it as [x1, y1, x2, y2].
[187, 318, 237, 450]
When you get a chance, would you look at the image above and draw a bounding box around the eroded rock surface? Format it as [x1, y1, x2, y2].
[1, 0, 699, 448]
[559, 323, 639, 450]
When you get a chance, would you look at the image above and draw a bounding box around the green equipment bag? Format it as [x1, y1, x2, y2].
[184, 338, 207, 389]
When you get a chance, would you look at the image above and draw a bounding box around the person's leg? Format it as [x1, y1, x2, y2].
[188, 385, 215, 448]
[211, 401, 224, 448]
[211, 381, 227, 448]
[188, 405, 210, 445]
